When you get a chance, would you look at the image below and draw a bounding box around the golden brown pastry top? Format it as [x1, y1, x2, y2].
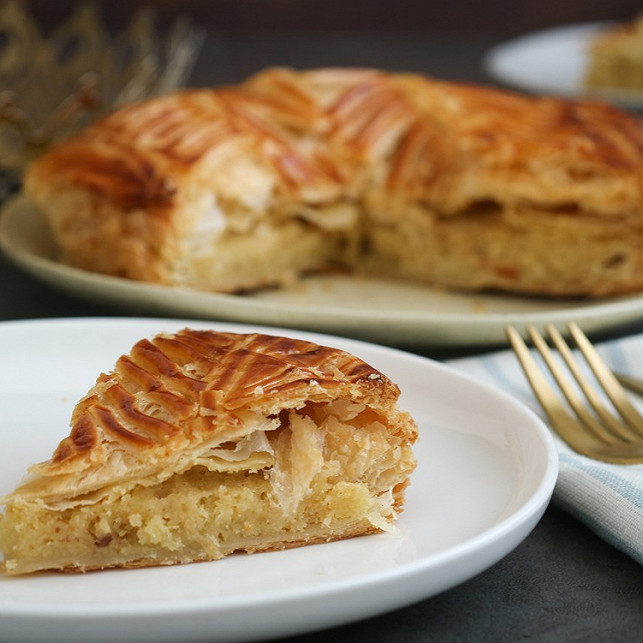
[26, 66, 643, 221]
[9, 329, 412, 505]
[26, 80, 345, 216]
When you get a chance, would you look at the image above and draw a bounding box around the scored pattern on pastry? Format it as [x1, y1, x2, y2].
[51, 329, 390, 464]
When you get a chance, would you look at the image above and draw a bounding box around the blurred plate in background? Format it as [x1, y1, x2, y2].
[485, 21, 643, 109]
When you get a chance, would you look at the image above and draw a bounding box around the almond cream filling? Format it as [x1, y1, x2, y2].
[0, 400, 416, 575]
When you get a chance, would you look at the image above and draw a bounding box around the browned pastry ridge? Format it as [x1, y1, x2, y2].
[0, 328, 418, 575]
[24, 67, 643, 297]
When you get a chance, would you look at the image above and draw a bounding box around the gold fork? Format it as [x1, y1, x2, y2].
[506, 322, 643, 464]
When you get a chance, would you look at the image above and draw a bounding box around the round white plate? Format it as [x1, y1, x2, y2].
[0, 318, 557, 643]
[3, 196, 643, 347]
[485, 21, 643, 109]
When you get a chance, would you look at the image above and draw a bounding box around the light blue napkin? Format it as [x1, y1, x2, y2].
[448, 334, 643, 565]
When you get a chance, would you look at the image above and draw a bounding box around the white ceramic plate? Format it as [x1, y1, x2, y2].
[4, 196, 643, 347]
[0, 317, 557, 643]
[485, 21, 643, 109]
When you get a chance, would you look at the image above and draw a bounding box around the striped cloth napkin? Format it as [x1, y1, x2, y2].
[448, 334, 643, 565]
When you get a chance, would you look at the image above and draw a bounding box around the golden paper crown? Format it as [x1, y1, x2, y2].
[0, 1, 204, 179]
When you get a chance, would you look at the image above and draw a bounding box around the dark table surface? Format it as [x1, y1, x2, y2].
[1, 28, 642, 642]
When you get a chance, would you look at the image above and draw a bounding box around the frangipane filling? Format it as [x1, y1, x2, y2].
[0, 399, 414, 574]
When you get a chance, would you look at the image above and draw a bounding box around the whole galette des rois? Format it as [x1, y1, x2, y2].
[24, 67, 643, 298]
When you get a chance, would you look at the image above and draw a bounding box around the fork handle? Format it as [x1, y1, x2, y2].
[614, 373, 643, 397]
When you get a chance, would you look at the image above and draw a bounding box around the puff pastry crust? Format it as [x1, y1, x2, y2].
[0, 329, 417, 575]
[24, 67, 643, 296]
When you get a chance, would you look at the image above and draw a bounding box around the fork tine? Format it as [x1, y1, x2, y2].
[507, 324, 643, 464]
[524, 325, 614, 444]
[505, 326, 604, 446]
[567, 321, 643, 438]
[544, 323, 632, 442]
